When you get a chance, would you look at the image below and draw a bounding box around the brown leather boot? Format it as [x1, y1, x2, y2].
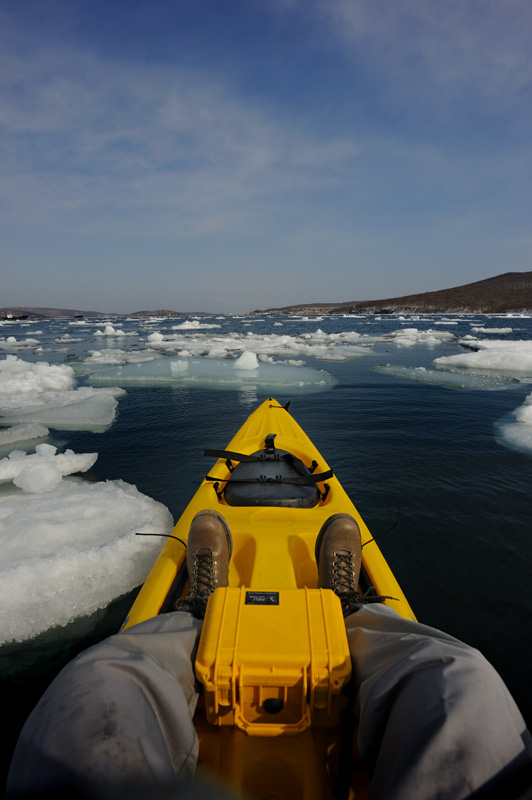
[315, 513, 362, 617]
[175, 510, 233, 619]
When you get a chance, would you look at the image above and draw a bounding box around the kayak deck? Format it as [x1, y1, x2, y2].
[125, 398, 415, 628]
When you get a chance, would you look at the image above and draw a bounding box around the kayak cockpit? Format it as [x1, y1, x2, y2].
[205, 432, 332, 508]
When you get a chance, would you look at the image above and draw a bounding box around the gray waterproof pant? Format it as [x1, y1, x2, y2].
[7, 605, 532, 799]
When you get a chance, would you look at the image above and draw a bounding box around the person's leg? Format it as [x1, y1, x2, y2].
[7, 611, 203, 796]
[315, 513, 532, 798]
[7, 508, 234, 797]
[345, 604, 532, 800]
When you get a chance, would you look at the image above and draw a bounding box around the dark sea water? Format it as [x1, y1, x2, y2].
[1, 312, 532, 787]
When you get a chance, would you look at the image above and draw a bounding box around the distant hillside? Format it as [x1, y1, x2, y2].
[255, 272, 532, 315]
[0, 306, 111, 319]
[0, 307, 188, 319]
[128, 310, 187, 317]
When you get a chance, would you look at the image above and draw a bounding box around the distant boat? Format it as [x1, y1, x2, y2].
[74, 314, 84, 319]
[2, 312, 28, 320]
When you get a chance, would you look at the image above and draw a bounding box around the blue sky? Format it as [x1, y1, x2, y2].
[1, 0, 531, 313]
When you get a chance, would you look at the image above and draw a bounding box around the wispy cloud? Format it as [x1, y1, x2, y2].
[0, 37, 361, 238]
[301, 0, 532, 117]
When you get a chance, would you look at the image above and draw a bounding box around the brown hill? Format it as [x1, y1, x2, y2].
[0, 307, 187, 319]
[256, 272, 532, 315]
[0, 307, 111, 319]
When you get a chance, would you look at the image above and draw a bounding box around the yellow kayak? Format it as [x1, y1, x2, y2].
[123, 397, 415, 799]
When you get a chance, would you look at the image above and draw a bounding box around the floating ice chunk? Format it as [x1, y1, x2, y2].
[87, 356, 335, 393]
[14, 460, 63, 493]
[36, 443, 57, 456]
[0, 337, 41, 351]
[172, 320, 221, 330]
[83, 348, 159, 366]
[0, 387, 123, 432]
[288, 316, 323, 322]
[374, 364, 518, 390]
[471, 327, 513, 334]
[516, 398, 532, 424]
[434, 342, 532, 375]
[234, 351, 259, 370]
[306, 329, 328, 340]
[386, 328, 455, 347]
[0, 355, 125, 433]
[495, 393, 532, 457]
[459, 339, 530, 351]
[0, 423, 49, 446]
[0, 355, 74, 393]
[0, 480, 173, 643]
[170, 360, 189, 374]
[55, 334, 83, 343]
[95, 324, 136, 337]
[207, 346, 230, 359]
[0, 445, 97, 488]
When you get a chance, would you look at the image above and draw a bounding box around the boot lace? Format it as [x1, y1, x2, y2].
[331, 549, 357, 593]
[331, 550, 396, 617]
[174, 549, 216, 619]
[189, 549, 216, 597]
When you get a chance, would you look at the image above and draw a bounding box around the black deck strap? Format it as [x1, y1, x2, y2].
[204, 448, 261, 463]
[205, 469, 333, 485]
[204, 448, 298, 465]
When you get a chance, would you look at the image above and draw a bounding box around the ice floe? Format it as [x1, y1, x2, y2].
[87, 354, 336, 393]
[495, 393, 532, 457]
[0, 444, 97, 492]
[0, 423, 49, 447]
[55, 334, 83, 343]
[470, 327, 513, 334]
[0, 479, 173, 643]
[434, 341, 532, 375]
[383, 328, 455, 347]
[171, 320, 222, 330]
[0, 355, 74, 393]
[234, 350, 259, 369]
[0, 336, 42, 351]
[95, 324, 137, 337]
[83, 348, 160, 365]
[374, 365, 518, 390]
[0, 356, 124, 432]
[0, 387, 124, 431]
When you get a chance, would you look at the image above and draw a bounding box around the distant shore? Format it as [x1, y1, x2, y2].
[3, 271, 532, 319]
[253, 271, 532, 316]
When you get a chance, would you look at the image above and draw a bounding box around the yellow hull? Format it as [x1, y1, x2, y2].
[124, 398, 415, 798]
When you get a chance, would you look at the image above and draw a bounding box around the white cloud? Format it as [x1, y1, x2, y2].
[0, 40, 361, 238]
[305, 0, 532, 114]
